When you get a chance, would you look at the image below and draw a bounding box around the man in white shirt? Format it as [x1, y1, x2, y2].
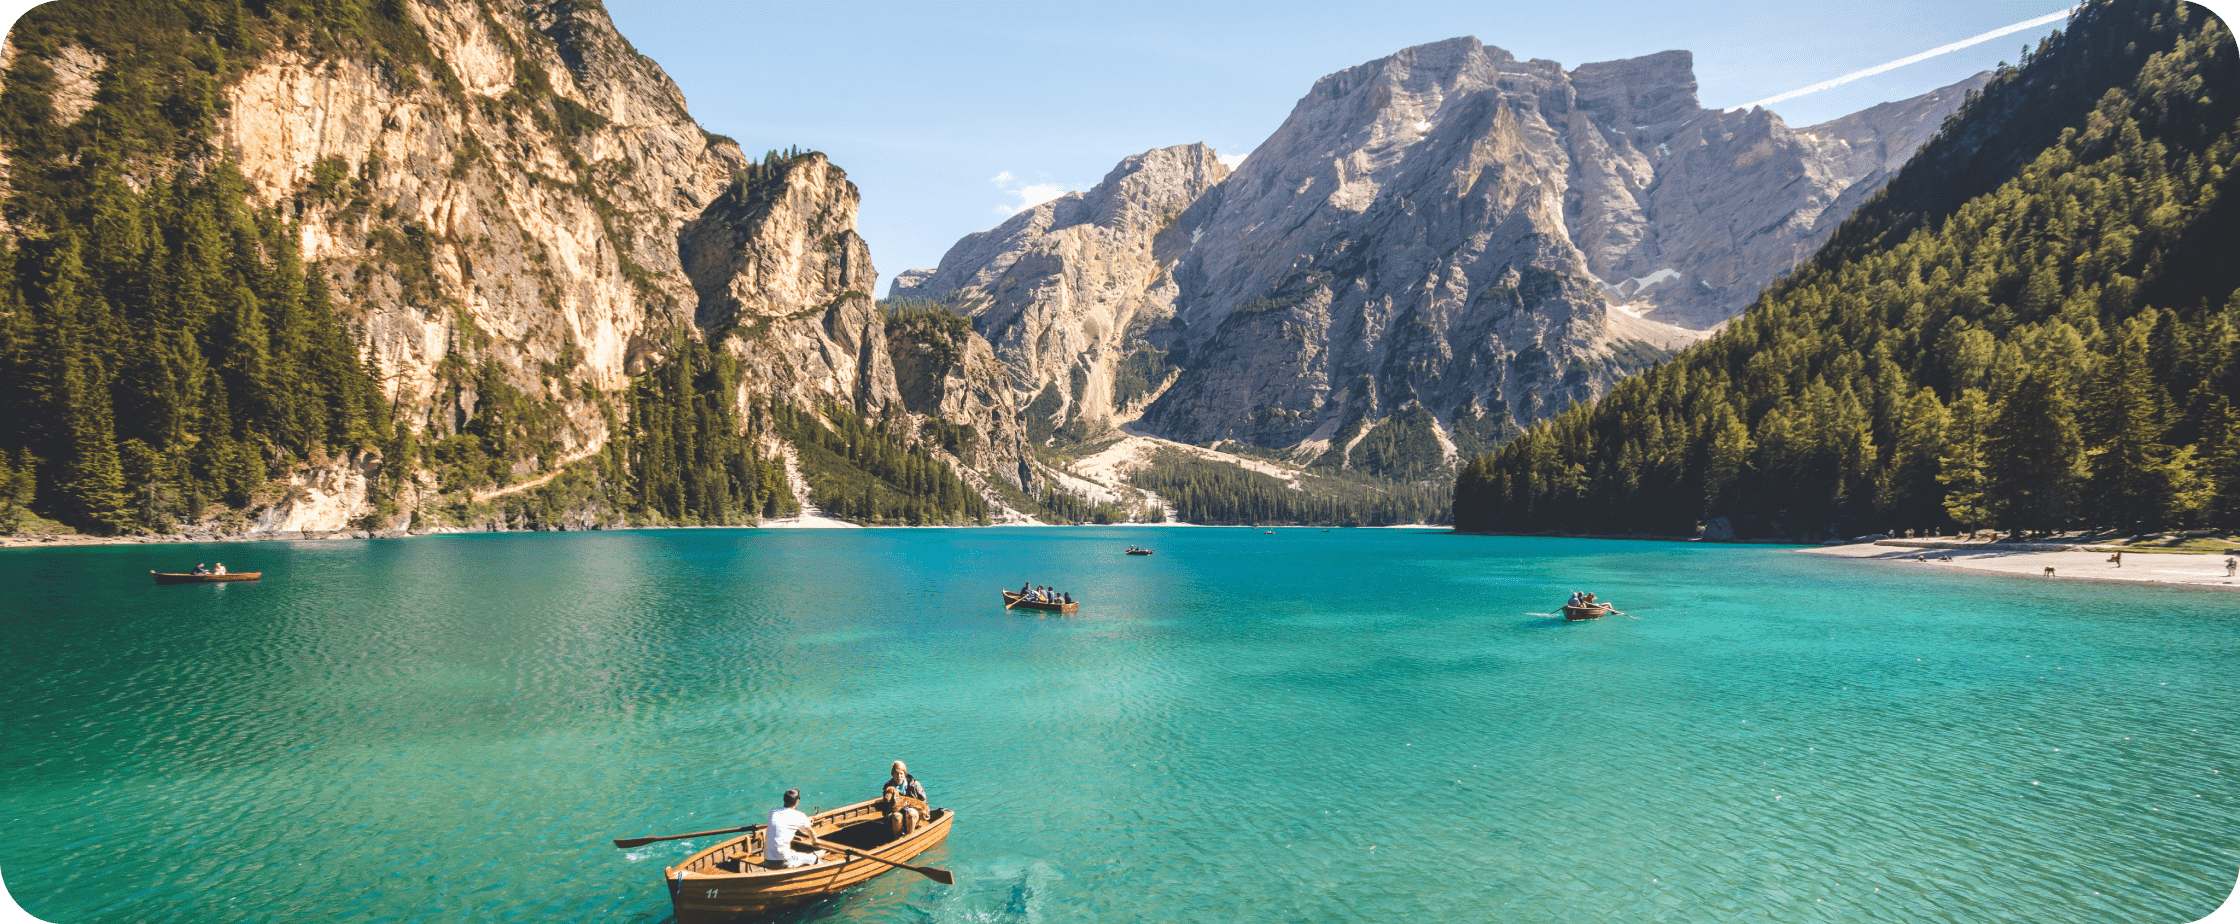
[764, 789, 825, 868]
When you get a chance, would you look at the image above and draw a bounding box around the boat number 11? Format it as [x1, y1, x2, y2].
[705, 889, 719, 898]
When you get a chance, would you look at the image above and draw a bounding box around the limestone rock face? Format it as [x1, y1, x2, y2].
[900, 37, 1984, 469]
[891, 144, 1228, 439]
[1567, 55, 1992, 328]
[183, 0, 1025, 526]
[681, 154, 899, 416]
[219, 0, 740, 454]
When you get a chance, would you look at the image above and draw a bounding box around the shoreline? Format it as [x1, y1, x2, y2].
[1795, 541, 2239, 592]
[0, 520, 1455, 551]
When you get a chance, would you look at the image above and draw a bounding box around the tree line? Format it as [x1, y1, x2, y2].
[1455, 0, 2240, 539]
[771, 402, 990, 526]
[1132, 452, 1449, 526]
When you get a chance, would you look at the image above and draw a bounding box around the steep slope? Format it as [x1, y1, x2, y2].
[0, 0, 1027, 536]
[1454, 0, 2240, 540]
[890, 144, 1227, 440]
[898, 39, 1983, 483]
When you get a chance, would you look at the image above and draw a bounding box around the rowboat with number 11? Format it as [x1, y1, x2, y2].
[664, 797, 954, 922]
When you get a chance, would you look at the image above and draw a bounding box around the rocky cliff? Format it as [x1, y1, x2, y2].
[0, 0, 1032, 535]
[896, 38, 1985, 477]
[890, 144, 1227, 442]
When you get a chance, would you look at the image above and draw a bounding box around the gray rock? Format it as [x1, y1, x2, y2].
[904, 37, 1986, 476]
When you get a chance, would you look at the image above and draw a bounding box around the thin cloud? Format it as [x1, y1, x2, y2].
[1731, 7, 2077, 112]
[990, 172, 1070, 216]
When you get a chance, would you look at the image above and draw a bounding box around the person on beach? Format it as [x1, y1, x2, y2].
[2111, 551, 2123, 568]
[880, 761, 929, 838]
[765, 788, 826, 868]
[2226, 556, 2236, 577]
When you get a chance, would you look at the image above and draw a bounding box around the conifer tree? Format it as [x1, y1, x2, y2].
[1983, 369, 2085, 533]
[2083, 330, 2179, 529]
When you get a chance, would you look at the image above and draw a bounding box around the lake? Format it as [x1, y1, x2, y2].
[2, 527, 2236, 923]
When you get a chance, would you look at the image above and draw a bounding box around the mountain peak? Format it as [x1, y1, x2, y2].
[1569, 49, 1700, 127]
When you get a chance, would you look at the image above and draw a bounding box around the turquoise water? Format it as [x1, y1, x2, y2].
[1, 528, 2236, 923]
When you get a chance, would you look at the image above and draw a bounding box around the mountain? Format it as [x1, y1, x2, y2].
[895, 39, 1987, 484]
[1453, 0, 2240, 540]
[0, 0, 1035, 536]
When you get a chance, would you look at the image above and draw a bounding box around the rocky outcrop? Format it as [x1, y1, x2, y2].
[219, 0, 741, 462]
[189, 0, 1030, 526]
[1567, 54, 1992, 328]
[898, 37, 1985, 474]
[891, 144, 1228, 441]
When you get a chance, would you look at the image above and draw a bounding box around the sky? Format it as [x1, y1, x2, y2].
[600, 0, 2120, 284]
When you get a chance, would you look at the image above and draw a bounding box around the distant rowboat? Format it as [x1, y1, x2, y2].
[665, 797, 955, 923]
[1002, 591, 1077, 612]
[151, 571, 261, 584]
[1125, 548, 1154, 556]
[1562, 603, 1611, 621]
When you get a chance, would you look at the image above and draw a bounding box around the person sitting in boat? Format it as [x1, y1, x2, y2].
[1020, 581, 1032, 598]
[880, 760, 929, 838]
[1062, 591, 1073, 605]
[191, 563, 210, 575]
[213, 563, 228, 575]
[1567, 591, 1583, 607]
[765, 788, 826, 868]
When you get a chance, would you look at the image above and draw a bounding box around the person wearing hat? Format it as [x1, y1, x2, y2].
[763, 788, 825, 868]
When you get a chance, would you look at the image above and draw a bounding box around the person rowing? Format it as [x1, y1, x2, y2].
[764, 788, 826, 868]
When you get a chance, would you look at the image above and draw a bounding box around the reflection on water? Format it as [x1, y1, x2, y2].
[1, 528, 2236, 923]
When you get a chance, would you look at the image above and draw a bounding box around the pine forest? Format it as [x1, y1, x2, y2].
[1454, 0, 2240, 540]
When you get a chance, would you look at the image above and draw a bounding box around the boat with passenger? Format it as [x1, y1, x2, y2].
[150, 570, 261, 584]
[1002, 590, 1078, 612]
[1562, 602, 1611, 621]
[664, 797, 955, 923]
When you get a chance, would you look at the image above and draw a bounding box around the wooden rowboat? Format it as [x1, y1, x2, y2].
[151, 571, 262, 584]
[1002, 591, 1078, 612]
[1125, 548, 1154, 555]
[1562, 603, 1611, 621]
[666, 797, 955, 923]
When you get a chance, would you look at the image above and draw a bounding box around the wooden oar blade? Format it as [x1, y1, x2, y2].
[612, 837, 657, 849]
[922, 866, 955, 885]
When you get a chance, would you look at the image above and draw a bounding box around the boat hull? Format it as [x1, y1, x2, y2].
[667, 799, 954, 923]
[151, 571, 262, 584]
[1002, 591, 1078, 612]
[1562, 604, 1610, 621]
[1125, 550, 1153, 555]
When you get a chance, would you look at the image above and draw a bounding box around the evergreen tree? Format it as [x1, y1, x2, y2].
[1983, 369, 2085, 534]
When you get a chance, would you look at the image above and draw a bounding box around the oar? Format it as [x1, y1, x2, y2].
[1005, 590, 1023, 610]
[803, 837, 955, 885]
[612, 824, 757, 849]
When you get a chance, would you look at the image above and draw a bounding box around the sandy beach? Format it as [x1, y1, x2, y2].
[1798, 540, 2240, 591]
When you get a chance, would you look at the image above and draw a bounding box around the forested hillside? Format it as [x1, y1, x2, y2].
[1454, 0, 2240, 539]
[0, 0, 1025, 535]
[0, 0, 404, 535]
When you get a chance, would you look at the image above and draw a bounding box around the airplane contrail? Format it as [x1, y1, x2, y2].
[1730, 6, 2078, 112]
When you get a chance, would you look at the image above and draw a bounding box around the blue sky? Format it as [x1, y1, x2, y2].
[601, 0, 2114, 284]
